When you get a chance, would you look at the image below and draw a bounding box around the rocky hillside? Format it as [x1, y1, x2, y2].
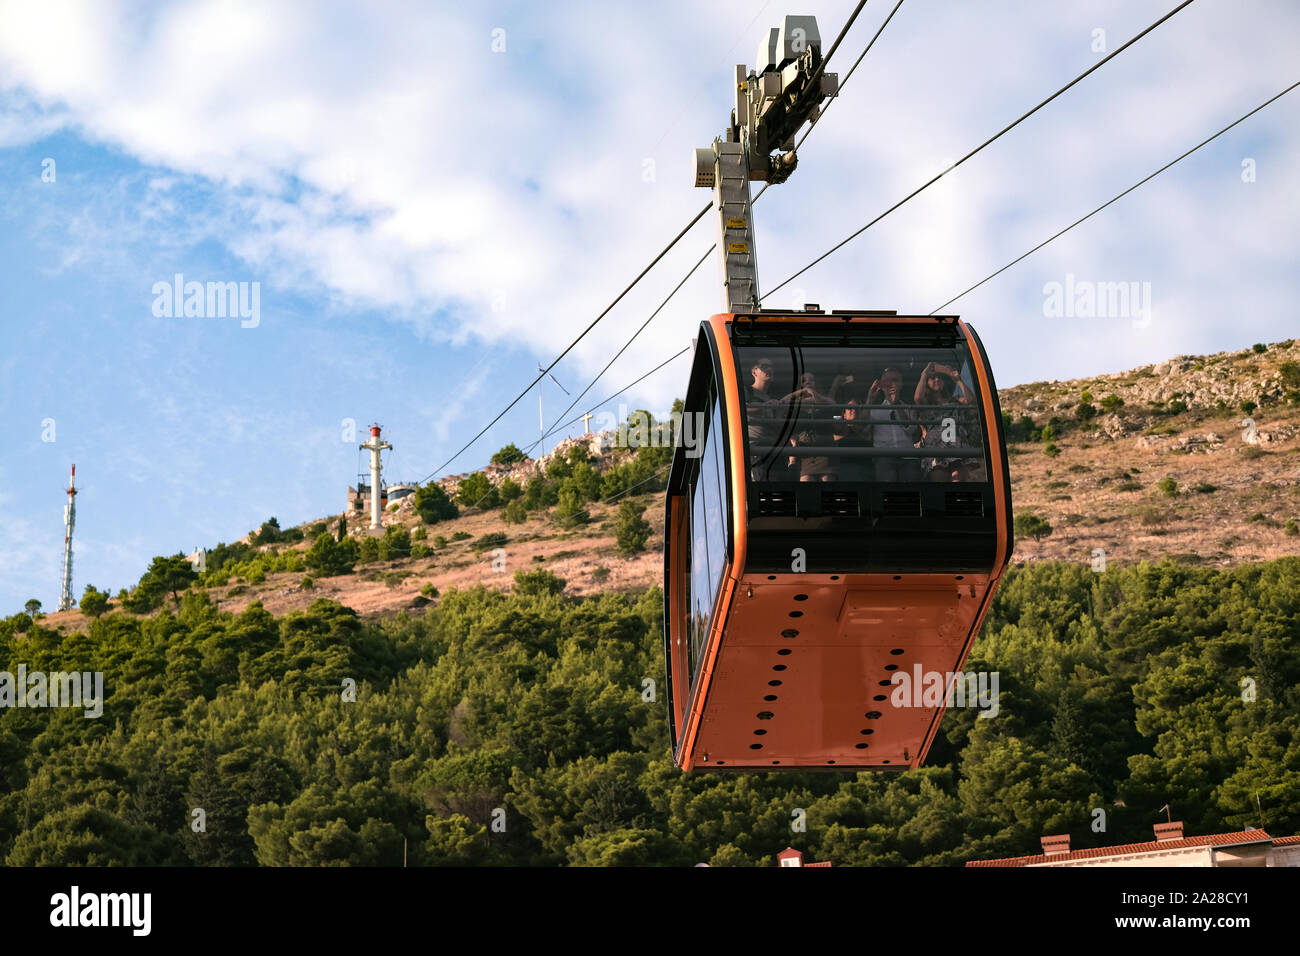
[1002, 338, 1299, 568]
[35, 339, 1300, 633]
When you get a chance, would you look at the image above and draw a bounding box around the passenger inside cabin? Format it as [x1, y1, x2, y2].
[746, 358, 785, 481]
[915, 361, 981, 482]
[866, 367, 922, 481]
[830, 378, 872, 482]
[780, 372, 837, 482]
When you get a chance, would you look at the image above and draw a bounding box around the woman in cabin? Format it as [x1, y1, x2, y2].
[915, 361, 981, 481]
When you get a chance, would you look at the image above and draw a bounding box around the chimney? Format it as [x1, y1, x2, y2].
[1040, 834, 1071, 856]
[1154, 821, 1184, 842]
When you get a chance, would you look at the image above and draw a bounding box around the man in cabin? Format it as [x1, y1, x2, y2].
[867, 367, 922, 481]
[747, 358, 782, 480]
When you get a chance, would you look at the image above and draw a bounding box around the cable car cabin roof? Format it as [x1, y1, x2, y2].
[730, 311, 959, 336]
[662, 308, 1013, 772]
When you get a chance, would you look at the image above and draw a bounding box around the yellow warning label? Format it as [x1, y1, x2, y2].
[725, 218, 747, 229]
[728, 242, 749, 254]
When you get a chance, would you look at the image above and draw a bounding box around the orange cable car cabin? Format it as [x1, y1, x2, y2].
[663, 309, 1013, 771]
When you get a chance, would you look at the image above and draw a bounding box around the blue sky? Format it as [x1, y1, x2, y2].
[1, 0, 1298, 612]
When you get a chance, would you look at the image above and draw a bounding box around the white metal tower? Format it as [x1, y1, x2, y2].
[359, 425, 392, 531]
[58, 464, 77, 611]
[693, 15, 837, 311]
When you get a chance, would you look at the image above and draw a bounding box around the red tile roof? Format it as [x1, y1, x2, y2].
[966, 830, 1274, 867]
[1272, 834, 1300, 846]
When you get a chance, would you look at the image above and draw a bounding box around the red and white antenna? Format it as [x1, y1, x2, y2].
[358, 425, 392, 531]
[58, 464, 77, 611]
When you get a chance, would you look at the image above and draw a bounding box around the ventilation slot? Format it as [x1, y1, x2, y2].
[821, 491, 859, 516]
[945, 491, 984, 516]
[881, 490, 921, 517]
[755, 491, 796, 516]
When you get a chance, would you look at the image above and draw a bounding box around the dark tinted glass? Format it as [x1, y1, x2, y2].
[736, 341, 987, 484]
[684, 384, 729, 683]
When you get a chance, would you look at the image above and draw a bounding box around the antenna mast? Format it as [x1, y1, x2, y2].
[58, 464, 77, 611]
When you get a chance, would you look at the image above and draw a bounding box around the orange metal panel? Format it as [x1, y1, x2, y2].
[684, 573, 995, 769]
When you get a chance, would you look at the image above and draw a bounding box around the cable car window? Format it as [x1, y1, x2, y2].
[684, 382, 728, 683]
[736, 339, 987, 484]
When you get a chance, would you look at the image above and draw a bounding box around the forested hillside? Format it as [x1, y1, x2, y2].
[2, 558, 1297, 866]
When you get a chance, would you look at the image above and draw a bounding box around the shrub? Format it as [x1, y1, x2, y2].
[523, 476, 559, 509]
[491, 443, 528, 466]
[1001, 412, 1039, 443]
[378, 524, 411, 561]
[1043, 443, 1060, 458]
[1040, 424, 1057, 442]
[433, 535, 448, 548]
[412, 526, 427, 541]
[300, 576, 314, 590]
[304, 533, 359, 576]
[357, 537, 380, 564]
[473, 532, 509, 554]
[1014, 513, 1053, 541]
[615, 501, 653, 555]
[590, 566, 611, 583]
[457, 472, 499, 509]
[1252, 343, 1267, 354]
[1285, 519, 1298, 537]
[79, 585, 110, 618]
[1080, 389, 1094, 403]
[1156, 476, 1179, 498]
[1167, 399, 1189, 414]
[1193, 482, 1218, 494]
[451, 531, 472, 542]
[502, 499, 528, 524]
[1074, 403, 1097, 422]
[420, 582, 439, 598]
[1240, 400, 1257, 415]
[1099, 394, 1124, 412]
[513, 569, 566, 597]
[410, 543, 432, 559]
[122, 555, 198, 612]
[1137, 505, 1169, 527]
[554, 487, 591, 528]
[1279, 361, 1300, 388]
[250, 517, 283, 546]
[414, 483, 459, 524]
[498, 477, 523, 502]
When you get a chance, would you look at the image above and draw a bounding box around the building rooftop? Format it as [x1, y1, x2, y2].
[967, 829, 1274, 867]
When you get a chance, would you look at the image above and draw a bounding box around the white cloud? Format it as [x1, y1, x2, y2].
[0, 0, 1297, 413]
